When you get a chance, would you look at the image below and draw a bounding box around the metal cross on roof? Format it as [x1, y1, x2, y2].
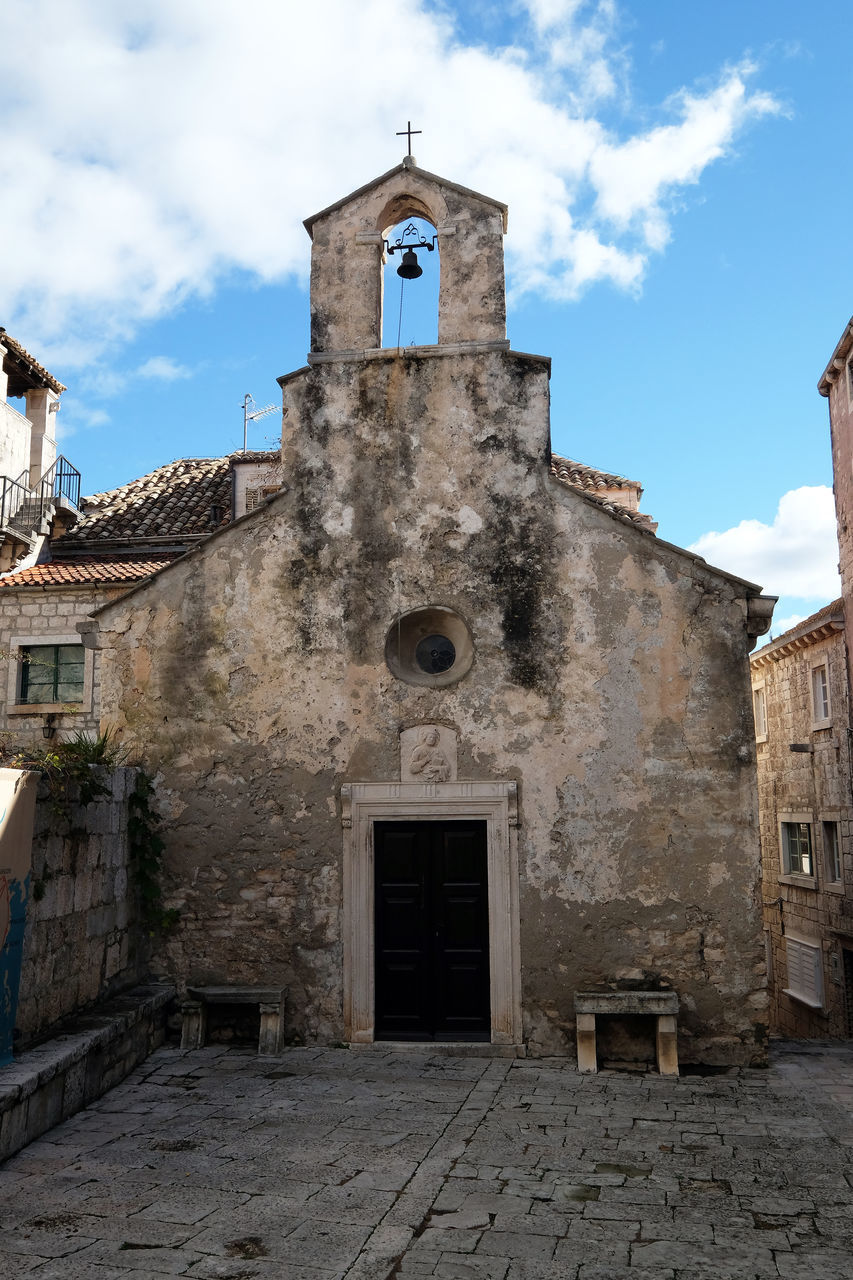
[396, 120, 422, 158]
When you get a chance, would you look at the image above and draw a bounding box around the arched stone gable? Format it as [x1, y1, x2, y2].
[305, 160, 507, 352]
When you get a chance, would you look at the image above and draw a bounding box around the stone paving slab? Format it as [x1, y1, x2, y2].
[2, 1040, 853, 1276]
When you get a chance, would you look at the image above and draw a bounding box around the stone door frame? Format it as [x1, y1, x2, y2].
[341, 781, 522, 1046]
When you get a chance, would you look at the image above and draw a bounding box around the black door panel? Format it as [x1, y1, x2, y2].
[375, 821, 489, 1041]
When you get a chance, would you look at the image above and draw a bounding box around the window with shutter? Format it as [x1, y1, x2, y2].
[784, 936, 823, 1008]
[811, 663, 831, 727]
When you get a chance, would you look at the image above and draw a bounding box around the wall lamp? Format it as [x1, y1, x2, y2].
[42, 713, 56, 740]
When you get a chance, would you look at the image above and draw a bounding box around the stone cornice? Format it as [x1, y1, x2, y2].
[751, 611, 844, 667]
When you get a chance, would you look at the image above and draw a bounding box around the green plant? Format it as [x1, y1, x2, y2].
[3, 729, 129, 812]
[128, 772, 179, 934]
[54, 729, 129, 768]
[2, 733, 121, 820]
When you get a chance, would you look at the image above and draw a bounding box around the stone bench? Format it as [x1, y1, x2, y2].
[573, 990, 679, 1076]
[180, 986, 286, 1057]
[0, 984, 174, 1163]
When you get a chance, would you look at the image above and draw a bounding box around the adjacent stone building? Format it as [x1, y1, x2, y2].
[77, 159, 774, 1063]
[0, 452, 281, 743]
[821, 317, 853, 691]
[746, 315, 853, 1040]
[0, 330, 78, 573]
[751, 602, 853, 1036]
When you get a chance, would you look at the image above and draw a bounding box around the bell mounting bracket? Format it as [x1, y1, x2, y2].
[383, 222, 438, 257]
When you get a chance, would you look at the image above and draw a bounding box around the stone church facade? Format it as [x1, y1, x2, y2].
[83, 160, 774, 1062]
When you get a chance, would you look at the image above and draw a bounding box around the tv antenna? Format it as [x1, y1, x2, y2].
[242, 393, 278, 452]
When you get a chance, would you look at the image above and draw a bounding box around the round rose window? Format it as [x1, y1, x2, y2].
[385, 607, 473, 687]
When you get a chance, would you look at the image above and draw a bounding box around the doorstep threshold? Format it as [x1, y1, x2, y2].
[349, 1040, 525, 1058]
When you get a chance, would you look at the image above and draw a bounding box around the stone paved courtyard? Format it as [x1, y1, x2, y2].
[1, 1041, 853, 1278]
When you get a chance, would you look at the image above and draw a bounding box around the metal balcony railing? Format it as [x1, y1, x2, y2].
[39, 455, 81, 511]
[0, 456, 81, 542]
[0, 474, 36, 537]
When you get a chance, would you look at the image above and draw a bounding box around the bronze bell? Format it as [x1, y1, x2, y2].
[397, 248, 423, 280]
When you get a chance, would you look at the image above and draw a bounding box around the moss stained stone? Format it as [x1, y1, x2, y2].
[89, 160, 772, 1062]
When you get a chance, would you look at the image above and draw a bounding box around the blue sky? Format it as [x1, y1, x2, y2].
[2, 0, 850, 632]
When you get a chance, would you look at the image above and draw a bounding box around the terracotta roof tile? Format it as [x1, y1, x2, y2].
[751, 597, 844, 661]
[11, 444, 654, 588]
[768, 596, 844, 643]
[0, 555, 177, 588]
[0, 329, 66, 394]
[550, 455, 639, 493]
[550, 453, 656, 532]
[231, 450, 280, 466]
[69, 456, 235, 543]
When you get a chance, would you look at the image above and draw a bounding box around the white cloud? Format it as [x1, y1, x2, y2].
[77, 355, 191, 400]
[688, 486, 840, 601]
[589, 64, 779, 238]
[0, 0, 782, 366]
[518, 0, 623, 103]
[771, 613, 805, 635]
[54, 402, 110, 444]
[136, 357, 191, 381]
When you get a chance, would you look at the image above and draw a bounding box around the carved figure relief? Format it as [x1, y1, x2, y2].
[401, 724, 458, 782]
[409, 727, 451, 781]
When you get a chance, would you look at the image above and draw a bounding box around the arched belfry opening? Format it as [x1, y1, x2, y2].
[303, 159, 508, 354]
[380, 216, 440, 349]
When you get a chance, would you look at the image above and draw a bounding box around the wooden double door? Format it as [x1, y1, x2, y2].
[374, 820, 490, 1041]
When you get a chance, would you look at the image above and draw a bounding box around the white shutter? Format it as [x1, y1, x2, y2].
[784, 937, 824, 1008]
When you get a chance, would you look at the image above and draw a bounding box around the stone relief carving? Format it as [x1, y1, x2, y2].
[401, 724, 458, 782]
[410, 727, 450, 781]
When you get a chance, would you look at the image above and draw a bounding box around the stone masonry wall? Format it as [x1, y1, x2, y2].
[307, 163, 507, 353]
[753, 628, 853, 1037]
[829, 372, 853, 603]
[0, 399, 33, 487]
[15, 765, 144, 1045]
[94, 345, 768, 1065]
[0, 584, 124, 745]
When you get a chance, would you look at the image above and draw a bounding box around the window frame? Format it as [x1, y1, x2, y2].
[783, 932, 825, 1010]
[752, 681, 767, 742]
[778, 813, 816, 888]
[245, 484, 280, 512]
[810, 658, 831, 730]
[822, 818, 843, 891]
[6, 632, 93, 716]
[19, 643, 85, 706]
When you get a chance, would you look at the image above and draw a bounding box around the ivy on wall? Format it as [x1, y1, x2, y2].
[128, 773, 179, 934]
[1, 731, 178, 933]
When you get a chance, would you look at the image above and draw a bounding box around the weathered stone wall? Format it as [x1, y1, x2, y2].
[828, 371, 853, 592]
[825, 355, 853, 700]
[0, 584, 125, 744]
[15, 765, 144, 1044]
[307, 162, 507, 353]
[92, 342, 767, 1064]
[753, 625, 853, 1037]
[0, 399, 32, 486]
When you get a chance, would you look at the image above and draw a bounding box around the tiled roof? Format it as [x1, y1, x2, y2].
[3, 443, 654, 591]
[818, 318, 853, 397]
[0, 329, 66, 395]
[231, 450, 280, 466]
[0, 554, 178, 588]
[550, 454, 656, 531]
[68, 456, 234, 544]
[550, 455, 640, 494]
[796, 597, 845, 630]
[751, 597, 844, 663]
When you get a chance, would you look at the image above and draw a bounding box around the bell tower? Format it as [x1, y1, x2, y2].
[303, 156, 509, 353]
